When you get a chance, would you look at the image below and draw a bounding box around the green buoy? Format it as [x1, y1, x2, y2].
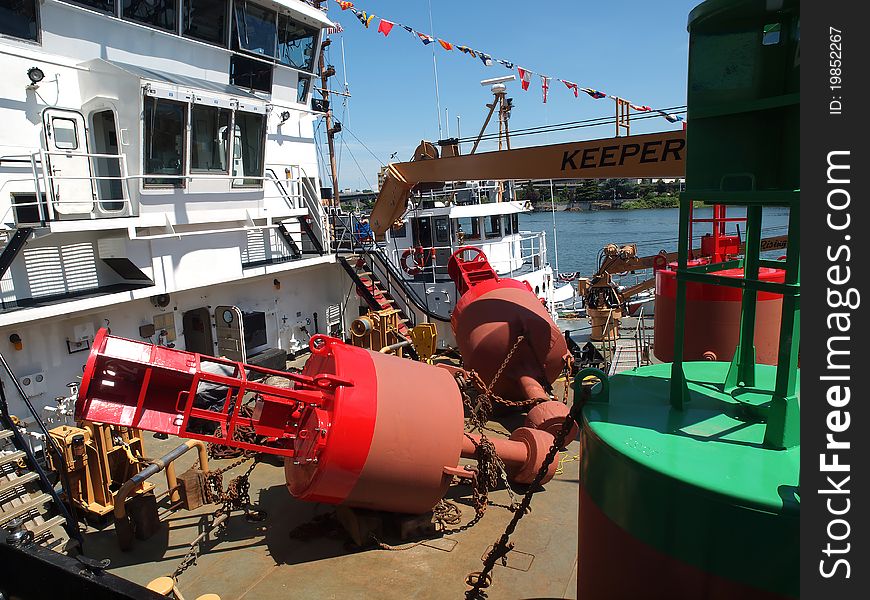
[576, 0, 800, 597]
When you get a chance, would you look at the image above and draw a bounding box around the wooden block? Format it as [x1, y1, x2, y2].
[178, 468, 207, 510]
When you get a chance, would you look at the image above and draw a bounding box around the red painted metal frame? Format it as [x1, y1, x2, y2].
[77, 329, 351, 457]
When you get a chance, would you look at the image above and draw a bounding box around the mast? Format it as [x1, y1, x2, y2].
[316, 2, 340, 209]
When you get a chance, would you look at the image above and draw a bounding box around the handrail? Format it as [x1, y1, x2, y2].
[0, 351, 83, 547]
[333, 212, 451, 323]
[265, 167, 326, 255]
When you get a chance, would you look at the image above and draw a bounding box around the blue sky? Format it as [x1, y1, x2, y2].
[319, 0, 699, 190]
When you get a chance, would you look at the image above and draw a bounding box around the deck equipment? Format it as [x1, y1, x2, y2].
[75, 329, 559, 516]
[447, 246, 570, 406]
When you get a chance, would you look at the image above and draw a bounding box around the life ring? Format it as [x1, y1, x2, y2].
[400, 246, 435, 276]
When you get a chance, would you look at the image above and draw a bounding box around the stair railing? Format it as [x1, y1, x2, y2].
[0, 351, 82, 547]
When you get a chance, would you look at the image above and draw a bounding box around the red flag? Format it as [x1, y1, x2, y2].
[438, 39, 453, 50]
[561, 79, 579, 97]
[517, 67, 531, 91]
[377, 19, 394, 36]
[541, 76, 550, 103]
[337, 1, 354, 10]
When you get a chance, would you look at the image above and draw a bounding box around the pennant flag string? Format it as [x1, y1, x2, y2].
[330, 0, 681, 123]
[351, 9, 375, 28]
[580, 87, 607, 99]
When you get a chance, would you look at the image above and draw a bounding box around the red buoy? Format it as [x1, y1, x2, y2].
[447, 247, 570, 404]
[654, 261, 784, 364]
[76, 330, 559, 514]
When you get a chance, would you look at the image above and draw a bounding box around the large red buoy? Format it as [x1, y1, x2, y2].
[76, 330, 559, 515]
[447, 247, 570, 404]
[654, 261, 784, 364]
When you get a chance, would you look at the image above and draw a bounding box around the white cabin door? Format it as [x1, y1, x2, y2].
[214, 305, 246, 362]
[42, 109, 95, 216]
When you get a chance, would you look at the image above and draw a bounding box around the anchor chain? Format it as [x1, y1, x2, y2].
[171, 455, 265, 581]
[464, 389, 580, 599]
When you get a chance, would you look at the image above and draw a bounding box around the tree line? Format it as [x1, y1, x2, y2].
[517, 178, 684, 209]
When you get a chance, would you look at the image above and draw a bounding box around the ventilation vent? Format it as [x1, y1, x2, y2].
[24, 243, 98, 298]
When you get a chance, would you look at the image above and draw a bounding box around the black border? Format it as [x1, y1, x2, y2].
[801, 1, 868, 597]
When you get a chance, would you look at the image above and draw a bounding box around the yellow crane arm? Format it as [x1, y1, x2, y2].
[369, 130, 687, 234]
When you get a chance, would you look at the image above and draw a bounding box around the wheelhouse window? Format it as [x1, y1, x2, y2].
[502, 215, 513, 235]
[512, 213, 519, 233]
[1, 0, 39, 41]
[122, 0, 177, 33]
[277, 14, 318, 70]
[190, 105, 230, 172]
[61, 0, 115, 14]
[485, 215, 502, 239]
[232, 111, 265, 186]
[456, 217, 480, 241]
[143, 96, 186, 187]
[183, 0, 228, 45]
[230, 54, 272, 93]
[233, 1, 277, 57]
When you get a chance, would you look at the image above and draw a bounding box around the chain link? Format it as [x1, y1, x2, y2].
[465, 388, 579, 599]
[171, 451, 264, 581]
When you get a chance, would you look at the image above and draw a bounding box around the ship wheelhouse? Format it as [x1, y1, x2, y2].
[371, 181, 554, 323]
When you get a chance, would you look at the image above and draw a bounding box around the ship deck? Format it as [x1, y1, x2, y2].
[82, 383, 582, 600]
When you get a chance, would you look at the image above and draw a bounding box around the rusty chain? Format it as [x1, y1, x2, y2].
[465, 397, 579, 599]
[172, 453, 265, 581]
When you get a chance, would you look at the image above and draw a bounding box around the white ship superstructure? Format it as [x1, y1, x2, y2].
[381, 182, 554, 321]
[0, 0, 347, 416]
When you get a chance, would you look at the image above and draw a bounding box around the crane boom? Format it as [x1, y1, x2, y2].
[371, 130, 687, 234]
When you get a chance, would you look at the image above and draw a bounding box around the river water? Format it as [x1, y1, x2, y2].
[519, 206, 792, 277]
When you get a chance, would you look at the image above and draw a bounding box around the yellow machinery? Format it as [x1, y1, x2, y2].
[350, 310, 439, 362]
[409, 323, 438, 363]
[48, 422, 153, 518]
[350, 309, 407, 355]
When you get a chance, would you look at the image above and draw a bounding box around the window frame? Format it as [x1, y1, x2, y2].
[0, 0, 42, 44]
[120, 0, 179, 34]
[484, 215, 502, 239]
[232, 0, 278, 59]
[142, 95, 189, 189]
[51, 117, 80, 150]
[276, 12, 319, 71]
[182, 0, 230, 46]
[59, 0, 116, 17]
[189, 104, 232, 174]
[230, 109, 267, 188]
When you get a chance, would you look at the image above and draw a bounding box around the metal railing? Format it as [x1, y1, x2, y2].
[331, 212, 451, 324]
[2, 151, 322, 228]
[381, 231, 549, 285]
[632, 306, 653, 369]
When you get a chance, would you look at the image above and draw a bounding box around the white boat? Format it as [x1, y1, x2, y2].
[0, 0, 347, 420]
[330, 180, 556, 346]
